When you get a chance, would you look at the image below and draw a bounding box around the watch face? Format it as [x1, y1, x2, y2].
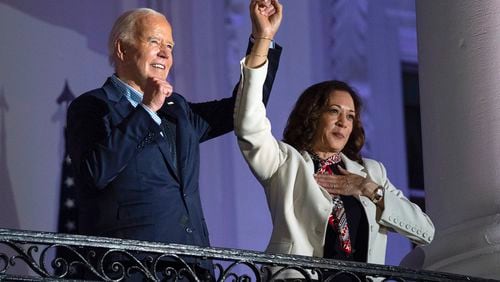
[372, 186, 384, 203]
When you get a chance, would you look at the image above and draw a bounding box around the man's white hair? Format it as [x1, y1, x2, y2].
[108, 8, 165, 66]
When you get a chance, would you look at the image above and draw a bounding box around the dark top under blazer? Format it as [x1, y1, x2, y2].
[66, 41, 282, 249]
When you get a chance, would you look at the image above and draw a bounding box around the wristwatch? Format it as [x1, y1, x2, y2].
[371, 186, 384, 204]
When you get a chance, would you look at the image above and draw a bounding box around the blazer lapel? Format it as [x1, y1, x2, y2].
[156, 126, 180, 182]
[341, 153, 367, 178]
[103, 78, 181, 182]
[158, 97, 183, 182]
[302, 151, 333, 201]
[159, 96, 193, 188]
[301, 151, 316, 172]
[340, 153, 369, 203]
[102, 78, 134, 120]
[168, 102, 189, 186]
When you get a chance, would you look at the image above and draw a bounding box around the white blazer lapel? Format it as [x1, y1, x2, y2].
[340, 153, 367, 178]
[302, 151, 333, 201]
[301, 151, 315, 171]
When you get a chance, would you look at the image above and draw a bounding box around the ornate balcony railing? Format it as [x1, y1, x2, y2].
[0, 228, 496, 281]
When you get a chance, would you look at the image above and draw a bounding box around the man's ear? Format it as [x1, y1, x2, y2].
[116, 40, 127, 62]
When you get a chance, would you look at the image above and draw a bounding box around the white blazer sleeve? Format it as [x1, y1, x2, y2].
[234, 58, 286, 183]
[367, 159, 435, 245]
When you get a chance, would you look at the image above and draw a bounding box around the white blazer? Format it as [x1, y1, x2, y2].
[234, 58, 435, 264]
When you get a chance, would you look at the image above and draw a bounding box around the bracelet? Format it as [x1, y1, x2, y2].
[254, 36, 273, 41]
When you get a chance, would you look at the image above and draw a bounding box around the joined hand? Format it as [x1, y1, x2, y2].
[251, 0, 282, 40]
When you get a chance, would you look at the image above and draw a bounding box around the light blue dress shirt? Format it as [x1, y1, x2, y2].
[110, 74, 162, 125]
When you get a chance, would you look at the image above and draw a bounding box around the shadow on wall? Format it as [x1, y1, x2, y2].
[0, 90, 19, 229]
[0, 0, 118, 57]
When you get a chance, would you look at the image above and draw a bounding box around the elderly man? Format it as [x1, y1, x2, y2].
[66, 5, 281, 280]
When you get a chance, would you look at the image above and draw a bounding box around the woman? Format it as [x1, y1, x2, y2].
[236, 0, 434, 269]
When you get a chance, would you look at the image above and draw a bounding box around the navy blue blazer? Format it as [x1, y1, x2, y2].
[66, 42, 281, 250]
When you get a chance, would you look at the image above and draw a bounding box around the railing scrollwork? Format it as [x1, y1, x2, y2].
[0, 228, 496, 281]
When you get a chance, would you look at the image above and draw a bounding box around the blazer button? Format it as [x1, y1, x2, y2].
[186, 227, 193, 234]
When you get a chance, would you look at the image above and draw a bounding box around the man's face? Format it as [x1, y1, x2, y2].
[118, 14, 174, 92]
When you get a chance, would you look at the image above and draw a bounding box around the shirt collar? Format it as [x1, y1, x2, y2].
[110, 74, 143, 107]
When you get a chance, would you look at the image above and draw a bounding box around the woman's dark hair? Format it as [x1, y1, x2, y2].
[283, 80, 365, 163]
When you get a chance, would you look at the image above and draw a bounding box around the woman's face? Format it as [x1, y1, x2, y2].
[311, 90, 355, 156]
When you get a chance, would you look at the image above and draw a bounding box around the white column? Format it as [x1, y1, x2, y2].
[408, 0, 500, 278]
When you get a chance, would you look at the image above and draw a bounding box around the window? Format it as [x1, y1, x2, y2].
[402, 63, 426, 211]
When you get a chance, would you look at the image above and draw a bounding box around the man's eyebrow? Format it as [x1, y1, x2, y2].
[146, 36, 175, 46]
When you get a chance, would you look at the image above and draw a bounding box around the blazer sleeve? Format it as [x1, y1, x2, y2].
[366, 159, 435, 245]
[189, 38, 282, 142]
[66, 93, 162, 191]
[234, 58, 287, 182]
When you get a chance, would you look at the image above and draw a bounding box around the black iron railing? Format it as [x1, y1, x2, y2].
[0, 228, 496, 281]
